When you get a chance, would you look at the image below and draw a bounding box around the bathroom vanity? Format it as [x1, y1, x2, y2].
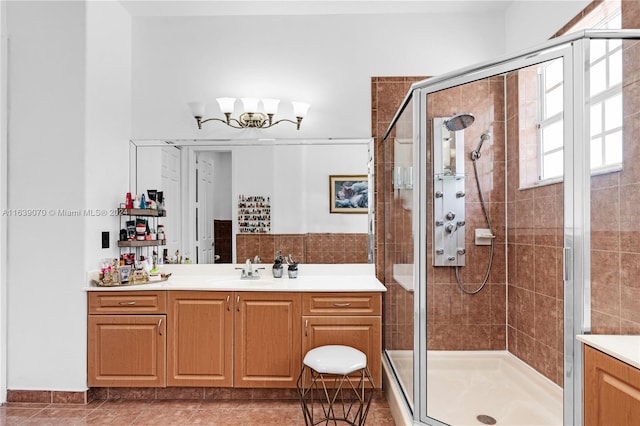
[86, 264, 385, 390]
[578, 335, 640, 426]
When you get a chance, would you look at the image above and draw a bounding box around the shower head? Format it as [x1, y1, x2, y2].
[444, 113, 475, 132]
[471, 132, 491, 160]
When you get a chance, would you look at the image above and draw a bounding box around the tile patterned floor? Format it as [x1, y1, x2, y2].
[0, 398, 396, 425]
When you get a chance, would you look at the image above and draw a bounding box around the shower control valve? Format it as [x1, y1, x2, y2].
[445, 211, 456, 220]
[456, 191, 466, 198]
[447, 256, 456, 262]
[436, 248, 444, 255]
[456, 220, 466, 227]
[435, 220, 444, 226]
[435, 191, 443, 198]
[457, 248, 466, 255]
[445, 223, 456, 234]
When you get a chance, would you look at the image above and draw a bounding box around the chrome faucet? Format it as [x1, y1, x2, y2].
[236, 258, 265, 280]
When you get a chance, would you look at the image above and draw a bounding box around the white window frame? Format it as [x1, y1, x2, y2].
[534, 10, 623, 186]
[537, 61, 565, 182]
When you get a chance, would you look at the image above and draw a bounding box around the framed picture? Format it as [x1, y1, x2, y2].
[329, 175, 368, 213]
[119, 265, 132, 283]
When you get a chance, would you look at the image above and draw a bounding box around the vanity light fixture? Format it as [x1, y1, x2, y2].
[188, 98, 310, 130]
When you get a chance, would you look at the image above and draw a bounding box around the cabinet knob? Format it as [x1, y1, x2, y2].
[158, 318, 163, 336]
[332, 303, 351, 307]
[226, 295, 230, 311]
[236, 295, 240, 312]
[119, 301, 136, 306]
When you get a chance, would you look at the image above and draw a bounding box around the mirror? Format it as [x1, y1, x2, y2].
[129, 138, 373, 264]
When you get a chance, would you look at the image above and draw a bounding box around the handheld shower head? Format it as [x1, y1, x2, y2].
[471, 132, 491, 160]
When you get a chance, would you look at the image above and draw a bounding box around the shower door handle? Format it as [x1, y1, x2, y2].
[563, 247, 571, 281]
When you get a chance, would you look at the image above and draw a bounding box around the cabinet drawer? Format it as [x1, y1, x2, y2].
[88, 291, 167, 314]
[303, 292, 381, 315]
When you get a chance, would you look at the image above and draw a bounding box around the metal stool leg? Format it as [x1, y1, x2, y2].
[297, 364, 374, 426]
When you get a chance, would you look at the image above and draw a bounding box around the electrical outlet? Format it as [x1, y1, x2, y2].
[102, 231, 109, 249]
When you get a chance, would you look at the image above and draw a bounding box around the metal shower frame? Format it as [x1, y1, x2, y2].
[382, 29, 640, 426]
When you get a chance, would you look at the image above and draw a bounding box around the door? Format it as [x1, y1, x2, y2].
[416, 46, 574, 425]
[303, 316, 381, 386]
[167, 291, 233, 387]
[161, 146, 181, 257]
[88, 314, 166, 387]
[234, 292, 302, 388]
[196, 153, 215, 264]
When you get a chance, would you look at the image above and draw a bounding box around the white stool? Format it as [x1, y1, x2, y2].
[296, 345, 374, 425]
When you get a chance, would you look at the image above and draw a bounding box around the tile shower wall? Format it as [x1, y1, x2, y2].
[235, 233, 368, 264]
[372, 77, 425, 350]
[372, 76, 507, 352]
[426, 78, 507, 351]
[590, 2, 640, 334]
[505, 68, 564, 386]
[505, 2, 640, 387]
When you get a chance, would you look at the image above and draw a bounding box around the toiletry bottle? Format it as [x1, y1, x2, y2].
[272, 250, 284, 278]
[126, 192, 133, 209]
[140, 193, 146, 209]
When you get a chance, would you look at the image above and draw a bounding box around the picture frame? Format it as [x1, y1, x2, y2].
[329, 175, 368, 213]
[119, 265, 132, 283]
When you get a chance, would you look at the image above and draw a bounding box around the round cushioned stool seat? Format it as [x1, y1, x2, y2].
[303, 345, 367, 375]
[297, 345, 374, 426]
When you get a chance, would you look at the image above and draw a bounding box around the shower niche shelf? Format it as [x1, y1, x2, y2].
[434, 173, 467, 181]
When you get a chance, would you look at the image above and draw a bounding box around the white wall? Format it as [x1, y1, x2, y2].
[0, 0, 7, 404]
[271, 143, 369, 233]
[5, 0, 130, 392]
[504, 1, 591, 54]
[85, 1, 131, 270]
[7, 0, 87, 391]
[131, 12, 506, 140]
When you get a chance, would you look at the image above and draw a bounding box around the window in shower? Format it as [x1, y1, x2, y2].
[589, 13, 623, 172]
[538, 58, 564, 181]
[530, 9, 623, 185]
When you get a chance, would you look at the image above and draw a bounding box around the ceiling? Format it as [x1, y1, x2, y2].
[119, 0, 513, 17]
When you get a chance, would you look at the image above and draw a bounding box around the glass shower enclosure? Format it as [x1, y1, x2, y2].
[382, 30, 640, 426]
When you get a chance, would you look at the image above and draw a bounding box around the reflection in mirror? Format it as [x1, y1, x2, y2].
[130, 139, 374, 264]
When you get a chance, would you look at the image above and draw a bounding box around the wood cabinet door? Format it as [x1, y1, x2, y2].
[167, 291, 233, 387]
[302, 316, 382, 387]
[88, 314, 166, 387]
[584, 345, 640, 426]
[234, 292, 302, 388]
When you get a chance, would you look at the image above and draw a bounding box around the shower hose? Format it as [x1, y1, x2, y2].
[455, 156, 495, 295]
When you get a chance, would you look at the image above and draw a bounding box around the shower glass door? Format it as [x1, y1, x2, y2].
[418, 44, 575, 425]
[383, 95, 416, 412]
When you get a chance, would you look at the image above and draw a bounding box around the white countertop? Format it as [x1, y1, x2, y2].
[577, 334, 640, 369]
[85, 263, 386, 293]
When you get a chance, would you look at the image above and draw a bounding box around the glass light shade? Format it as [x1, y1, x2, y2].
[262, 98, 280, 115]
[216, 97, 236, 114]
[292, 101, 310, 118]
[241, 97, 260, 112]
[187, 101, 206, 117]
